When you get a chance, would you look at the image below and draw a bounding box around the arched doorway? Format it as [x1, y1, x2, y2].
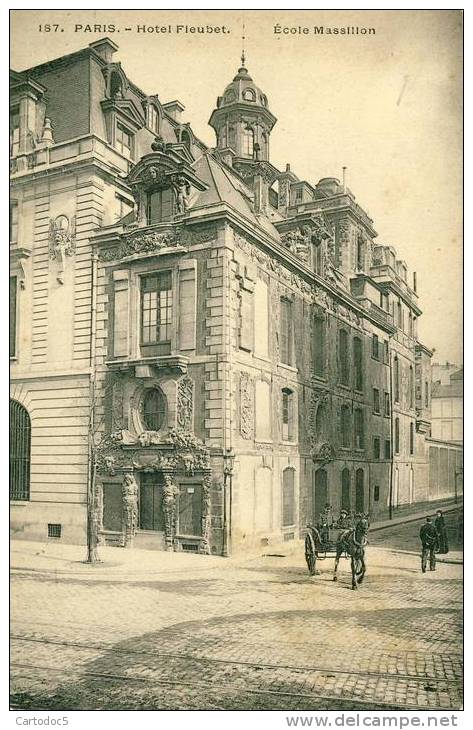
[341, 468, 351, 511]
[355, 469, 364, 513]
[313, 469, 328, 523]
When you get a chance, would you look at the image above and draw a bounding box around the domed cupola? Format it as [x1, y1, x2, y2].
[209, 55, 277, 163]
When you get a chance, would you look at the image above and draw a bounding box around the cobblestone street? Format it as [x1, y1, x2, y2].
[10, 516, 463, 711]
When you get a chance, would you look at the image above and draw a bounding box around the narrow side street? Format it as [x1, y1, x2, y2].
[10, 513, 463, 711]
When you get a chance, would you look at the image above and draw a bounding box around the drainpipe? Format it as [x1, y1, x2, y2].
[221, 232, 234, 557]
[86, 252, 99, 562]
[388, 338, 394, 520]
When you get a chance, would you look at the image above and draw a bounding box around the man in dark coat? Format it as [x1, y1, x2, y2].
[420, 517, 439, 572]
[305, 524, 320, 576]
[435, 510, 449, 554]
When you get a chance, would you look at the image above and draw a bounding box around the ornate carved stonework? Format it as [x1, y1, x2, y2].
[96, 428, 212, 554]
[49, 214, 76, 284]
[98, 225, 216, 263]
[280, 228, 310, 262]
[240, 372, 254, 440]
[177, 376, 194, 431]
[122, 472, 138, 547]
[311, 441, 336, 465]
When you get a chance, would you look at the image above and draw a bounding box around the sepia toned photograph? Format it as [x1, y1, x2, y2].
[9, 8, 463, 714]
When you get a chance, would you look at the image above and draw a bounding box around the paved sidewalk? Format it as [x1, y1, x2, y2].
[10, 499, 462, 579]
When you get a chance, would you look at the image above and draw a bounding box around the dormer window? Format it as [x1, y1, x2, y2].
[242, 126, 254, 157]
[243, 88, 256, 102]
[146, 188, 174, 224]
[116, 123, 133, 159]
[10, 108, 20, 157]
[146, 104, 160, 134]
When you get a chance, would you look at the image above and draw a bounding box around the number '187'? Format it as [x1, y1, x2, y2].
[38, 25, 61, 32]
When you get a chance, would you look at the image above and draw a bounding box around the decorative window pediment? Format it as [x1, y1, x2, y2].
[126, 144, 207, 225]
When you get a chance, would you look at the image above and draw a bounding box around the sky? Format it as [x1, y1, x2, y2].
[10, 9, 463, 364]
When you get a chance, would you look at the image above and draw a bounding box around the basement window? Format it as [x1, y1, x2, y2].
[48, 523, 62, 538]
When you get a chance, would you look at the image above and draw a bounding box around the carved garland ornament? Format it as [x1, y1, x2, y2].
[240, 372, 254, 440]
[177, 376, 194, 431]
[49, 215, 76, 284]
[99, 225, 216, 263]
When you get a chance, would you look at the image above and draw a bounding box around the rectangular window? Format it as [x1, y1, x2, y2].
[372, 334, 379, 360]
[141, 271, 173, 354]
[254, 279, 269, 359]
[374, 485, 380, 501]
[115, 194, 133, 222]
[353, 337, 363, 391]
[383, 340, 389, 364]
[10, 202, 18, 243]
[147, 105, 159, 133]
[384, 391, 390, 417]
[146, 188, 174, 224]
[239, 287, 254, 352]
[384, 439, 391, 459]
[395, 418, 400, 454]
[282, 389, 295, 441]
[10, 108, 20, 156]
[373, 437, 380, 460]
[354, 409, 364, 450]
[116, 123, 133, 159]
[280, 298, 293, 365]
[373, 388, 380, 414]
[313, 316, 325, 377]
[48, 523, 62, 538]
[10, 276, 17, 358]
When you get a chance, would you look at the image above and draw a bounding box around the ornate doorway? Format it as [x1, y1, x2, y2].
[139, 472, 166, 532]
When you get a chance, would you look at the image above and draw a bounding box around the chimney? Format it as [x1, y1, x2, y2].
[342, 166, 347, 193]
[89, 38, 119, 64]
[163, 100, 185, 123]
[413, 271, 417, 293]
[254, 173, 268, 214]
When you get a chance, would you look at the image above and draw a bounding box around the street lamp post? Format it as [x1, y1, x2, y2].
[222, 448, 235, 558]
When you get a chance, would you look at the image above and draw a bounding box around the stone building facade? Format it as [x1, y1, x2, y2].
[10, 39, 462, 553]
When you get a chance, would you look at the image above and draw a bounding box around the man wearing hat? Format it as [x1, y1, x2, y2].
[337, 508, 352, 530]
[420, 517, 439, 572]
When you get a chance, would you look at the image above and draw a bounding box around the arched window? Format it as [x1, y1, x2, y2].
[338, 329, 349, 385]
[354, 408, 364, 450]
[224, 89, 236, 103]
[353, 337, 363, 391]
[10, 399, 31, 501]
[282, 468, 295, 526]
[281, 388, 295, 441]
[243, 88, 256, 101]
[355, 469, 364, 513]
[313, 469, 328, 523]
[242, 126, 254, 157]
[341, 468, 351, 511]
[142, 388, 166, 431]
[315, 403, 327, 440]
[394, 356, 400, 403]
[340, 405, 351, 448]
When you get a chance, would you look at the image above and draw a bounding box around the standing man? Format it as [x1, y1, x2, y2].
[434, 509, 449, 554]
[420, 517, 439, 573]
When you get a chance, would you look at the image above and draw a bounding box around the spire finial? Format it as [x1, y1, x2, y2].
[241, 22, 246, 68]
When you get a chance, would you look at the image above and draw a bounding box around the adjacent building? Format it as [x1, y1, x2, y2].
[10, 39, 462, 554]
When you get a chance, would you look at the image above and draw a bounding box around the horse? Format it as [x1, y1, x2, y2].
[333, 515, 369, 590]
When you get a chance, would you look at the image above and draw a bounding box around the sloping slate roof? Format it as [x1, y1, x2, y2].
[432, 381, 463, 398]
[450, 368, 463, 382]
[190, 152, 283, 239]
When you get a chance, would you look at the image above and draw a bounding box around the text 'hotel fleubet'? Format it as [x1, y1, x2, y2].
[10, 39, 462, 555]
